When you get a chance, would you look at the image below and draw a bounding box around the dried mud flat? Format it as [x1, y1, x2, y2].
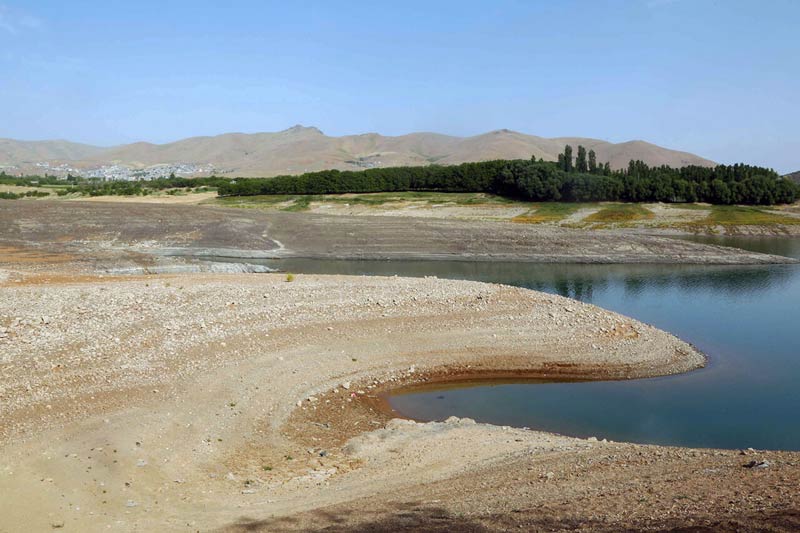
[0, 201, 796, 271]
[0, 270, 798, 532]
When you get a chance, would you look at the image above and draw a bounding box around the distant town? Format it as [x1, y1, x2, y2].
[0, 162, 216, 180]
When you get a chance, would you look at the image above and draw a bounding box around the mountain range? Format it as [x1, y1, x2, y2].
[0, 126, 716, 177]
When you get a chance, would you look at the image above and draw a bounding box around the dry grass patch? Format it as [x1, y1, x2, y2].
[700, 206, 800, 226]
[584, 204, 655, 224]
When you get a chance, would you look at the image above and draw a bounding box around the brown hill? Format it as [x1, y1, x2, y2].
[0, 138, 104, 165]
[0, 126, 716, 177]
[785, 171, 800, 184]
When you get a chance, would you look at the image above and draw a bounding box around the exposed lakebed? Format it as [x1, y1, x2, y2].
[207, 237, 800, 450]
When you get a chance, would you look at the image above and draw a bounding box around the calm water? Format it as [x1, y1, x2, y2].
[207, 237, 800, 450]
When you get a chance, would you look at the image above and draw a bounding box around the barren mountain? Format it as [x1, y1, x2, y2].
[0, 138, 104, 165]
[785, 171, 800, 184]
[0, 126, 716, 177]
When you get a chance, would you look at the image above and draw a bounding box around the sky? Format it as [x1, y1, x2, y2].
[1, 0, 798, 173]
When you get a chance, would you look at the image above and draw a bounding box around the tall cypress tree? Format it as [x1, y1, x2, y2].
[588, 150, 597, 174]
[564, 145, 573, 172]
[576, 146, 588, 173]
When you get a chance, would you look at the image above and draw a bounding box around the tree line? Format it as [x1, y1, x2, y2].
[3, 149, 797, 205]
[218, 145, 799, 205]
[0, 172, 228, 197]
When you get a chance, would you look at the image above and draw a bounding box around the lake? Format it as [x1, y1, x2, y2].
[206, 236, 800, 450]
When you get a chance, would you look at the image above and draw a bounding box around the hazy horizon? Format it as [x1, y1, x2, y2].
[2, 0, 798, 173]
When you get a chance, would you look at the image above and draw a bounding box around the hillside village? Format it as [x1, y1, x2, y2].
[5, 161, 216, 181]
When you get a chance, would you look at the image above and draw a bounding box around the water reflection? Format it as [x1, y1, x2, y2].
[210, 256, 796, 302]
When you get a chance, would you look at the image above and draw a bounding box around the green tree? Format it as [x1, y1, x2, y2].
[576, 146, 588, 173]
[563, 145, 573, 172]
[588, 150, 597, 174]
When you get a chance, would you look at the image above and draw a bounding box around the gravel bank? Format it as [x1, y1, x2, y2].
[0, 272, 715, 531]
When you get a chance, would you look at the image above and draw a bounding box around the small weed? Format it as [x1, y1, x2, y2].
[262, 465, 273, 471]
[285, 273, 295, 282]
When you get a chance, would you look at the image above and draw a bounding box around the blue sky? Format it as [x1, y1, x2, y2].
[1, 0, 798, 172]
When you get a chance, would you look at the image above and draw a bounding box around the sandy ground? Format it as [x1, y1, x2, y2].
[1, 201, 794, 268]
[15, 192, 800, 235]
[76, 191, 218, 204]
[0, 272, 797, 532]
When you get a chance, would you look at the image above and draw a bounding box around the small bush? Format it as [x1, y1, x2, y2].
[285, 273, 295, 282]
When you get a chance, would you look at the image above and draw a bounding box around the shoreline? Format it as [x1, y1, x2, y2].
[4, 272, 796, 531]
[188, 248, 798, 265]
[0, 272, 718, 531]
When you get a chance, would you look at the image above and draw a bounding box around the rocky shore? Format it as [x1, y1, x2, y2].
[0, 271, 797, 531]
